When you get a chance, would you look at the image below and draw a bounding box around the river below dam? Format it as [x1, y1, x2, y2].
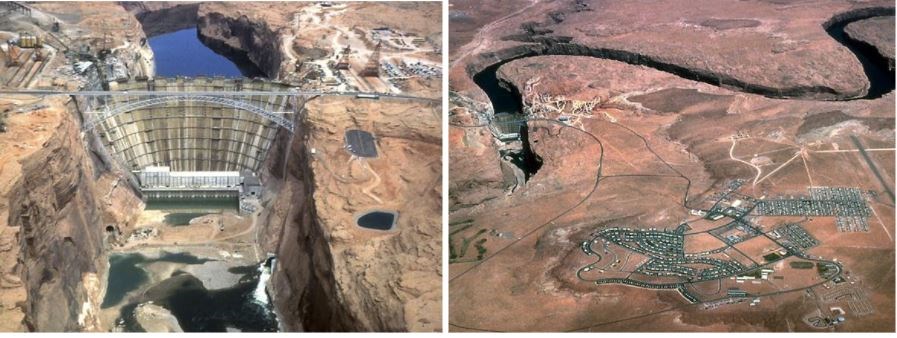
[101, 250, 278, 332]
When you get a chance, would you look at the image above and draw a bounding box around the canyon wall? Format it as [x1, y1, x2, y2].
[455, 1, 896, 102]
[121, 2, 200, 37]
[257, 97, 442, 332]
[197, 7, 288, 79]
[258, 123, 363, 332]
[844, 15, 896, 63]
[465, 39, 862, 101]
[0, 99, 141, 331]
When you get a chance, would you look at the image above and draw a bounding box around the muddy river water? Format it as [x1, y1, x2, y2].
[102, 251, 277, 332]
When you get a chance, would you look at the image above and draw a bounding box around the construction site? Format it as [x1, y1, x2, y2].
[0, 1, 441, 332]
[286, 2, 441, 95]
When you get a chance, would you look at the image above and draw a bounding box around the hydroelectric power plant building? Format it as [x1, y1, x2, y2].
[137, 166, 262, 200]
[138, 166, 241, 189]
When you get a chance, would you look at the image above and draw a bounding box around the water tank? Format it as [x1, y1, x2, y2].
[19, 36, 35, 48]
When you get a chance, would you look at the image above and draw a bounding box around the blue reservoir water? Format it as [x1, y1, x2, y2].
[148, 28, 261, 77]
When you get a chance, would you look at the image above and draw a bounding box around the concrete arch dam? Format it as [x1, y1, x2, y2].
[81, 77, 298, 173]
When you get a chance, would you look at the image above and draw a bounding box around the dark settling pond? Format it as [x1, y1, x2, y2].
[356, 211, 398, 231]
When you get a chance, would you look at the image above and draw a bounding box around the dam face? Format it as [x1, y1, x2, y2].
[86, 78, 295, 173]
[76, 27, 293, 331]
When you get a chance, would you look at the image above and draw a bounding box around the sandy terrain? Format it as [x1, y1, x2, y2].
[449, 0, 894, 332]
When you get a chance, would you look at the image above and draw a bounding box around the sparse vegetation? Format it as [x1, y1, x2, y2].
[763, 252, 782, 262]
[449, 226, 488, 264]
[789, 261, 815, 269]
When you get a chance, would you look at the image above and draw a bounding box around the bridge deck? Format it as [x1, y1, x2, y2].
[0, 89, 439, 102]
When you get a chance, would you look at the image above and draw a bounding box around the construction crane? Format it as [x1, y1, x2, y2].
[359, 40, 381, 77]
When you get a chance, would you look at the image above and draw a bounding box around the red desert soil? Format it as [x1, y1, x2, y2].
[449, 0, 894, 332]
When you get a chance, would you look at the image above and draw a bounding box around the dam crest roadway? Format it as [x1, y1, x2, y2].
[82, 94, 296, 132]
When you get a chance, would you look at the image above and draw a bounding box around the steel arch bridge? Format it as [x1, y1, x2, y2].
[82, 94, 295, 132]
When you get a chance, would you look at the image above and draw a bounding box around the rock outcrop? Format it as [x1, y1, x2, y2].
[196, 7, 287, 79]
[259, 123, 357, 331]
[844, 15, 895, 62]
[133, 303, 183, 332]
